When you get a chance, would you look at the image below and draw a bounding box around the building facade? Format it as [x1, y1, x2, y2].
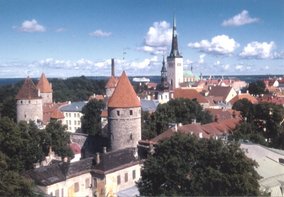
[60, 101, 87, 133]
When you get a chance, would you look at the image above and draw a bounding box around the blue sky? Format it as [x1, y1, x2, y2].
[0, 0, 283, 78]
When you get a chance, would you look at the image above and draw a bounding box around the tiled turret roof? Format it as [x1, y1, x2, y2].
[105, 75, 118, 89]
[108, 71, 140, 108]
[16, 77, 41, 100]
[37, 73, 52, 93]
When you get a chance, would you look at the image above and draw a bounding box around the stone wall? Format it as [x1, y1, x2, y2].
[41, 92, 53, 104]
[108, 107, 141, 151]
[17, 99, 43, 123]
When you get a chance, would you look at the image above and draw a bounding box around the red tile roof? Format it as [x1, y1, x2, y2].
[37, 73, 52, 93]
[43, 102, 68, 124]
[174, 88, 209, 104]
[208, 86, 232, 100]
[50, 109, 65, 120]
[229, 93, 258, 105]
[105, 75, 118, 89]
[149, 117, 242, 144]
[108, 71, 141, 108]
[16, 77, 41, 100]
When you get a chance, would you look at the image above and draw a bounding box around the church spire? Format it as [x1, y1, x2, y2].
[169, 16, 182, 58]
[160, 56, 169, 90]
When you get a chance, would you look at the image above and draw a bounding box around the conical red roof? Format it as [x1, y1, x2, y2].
[108, 71, 140, 108]
[37, 73, 52, 93]
[105, 75, 118, 89]
[16, 77, 41, 100]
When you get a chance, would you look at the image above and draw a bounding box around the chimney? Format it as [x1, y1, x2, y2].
[111, 58, 115, 77]
[96, 153, 100, 164]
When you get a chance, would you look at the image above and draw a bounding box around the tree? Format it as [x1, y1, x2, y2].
[232, 98, 254, 122]
[154, 98, 212, 135]
[248, 80, 268, 95]
[0, 152, 35, 197]
[137, 134, 260, 196]
[141, 111, 157, 140]
[44, 120, 74, 159]
[81, 99, 105, 135]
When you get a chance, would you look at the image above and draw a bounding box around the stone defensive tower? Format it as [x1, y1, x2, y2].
[36, 73, 53, 104]
[16, 77, 43, 123]
[107, 71, 141, 151]
[167, 17, 183, 89]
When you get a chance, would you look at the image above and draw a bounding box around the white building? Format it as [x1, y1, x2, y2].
[241, 143, 284, 196]
[60, 101, 87, 133]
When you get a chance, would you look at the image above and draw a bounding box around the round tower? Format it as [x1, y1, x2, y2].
[107, 71, 141, 151]
[16, 77, 43, 123]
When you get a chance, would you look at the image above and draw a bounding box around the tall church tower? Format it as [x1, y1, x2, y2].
[37, 73, 53, 104]
[107, 71, 141, 151]
[167, 17, 183, 89]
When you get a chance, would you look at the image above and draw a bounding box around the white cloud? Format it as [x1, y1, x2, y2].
[240, 41, 278, 59]
[56, 28, 66, 32]
[188, 35, 239, 55]
[198, 54, 206, 64]
[222, 10, 259, 26]
[223, 64, 230, 70]
[141, 21, 172, 55]
[19, 19, 46, 32]
[89, 29, 112, 37]
[235, 64, 244, 71]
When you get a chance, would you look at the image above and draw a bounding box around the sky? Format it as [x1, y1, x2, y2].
[0, 0, 283, 78]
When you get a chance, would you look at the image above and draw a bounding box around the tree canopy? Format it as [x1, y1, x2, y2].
[142, 98, 213, 139]
[137, 133, 260, 196]
[247, 80, 268, 95]
[81, 99, 105, 135]
[232, 100, 284, 149]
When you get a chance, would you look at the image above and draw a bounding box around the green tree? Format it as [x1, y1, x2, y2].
[44, 120, 74, 159]
[0, 118, 46, 172]
[232, 98, 254, 122]
[248, 80, 268, 95]
[137, 134, 260, 196]
[0, 152, 35, 197]
[154, 98, 212, 135]
[141, 111, 157, 140]
[81, 99, 105, 135]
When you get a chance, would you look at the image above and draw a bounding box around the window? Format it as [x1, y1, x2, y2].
[85, 178, 90, 189]
[130, 110, 133, 115]
[125, 173, 128, 182]
[74, 182, 79, 192]
[61, 189, 64, 197]
[66, 120, 68, 125]
[132, 170, 136, 179]
[74, 113, 76, 118]
[74, 120, 76, 125]
[117, 110, 120, 116]
[117, 175, 121, 185]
